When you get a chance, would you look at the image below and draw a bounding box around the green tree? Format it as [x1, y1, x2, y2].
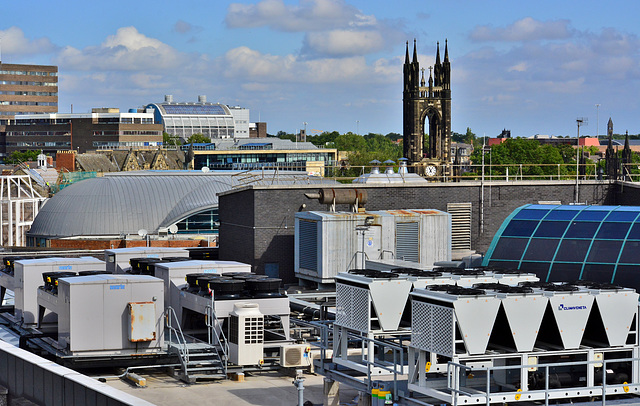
[163, 132, 182, 147]
[6, 150, 41, 165]
[464, 127, 476, 145]
[185, 133, 211, 144]
[308, 131, 339, 147]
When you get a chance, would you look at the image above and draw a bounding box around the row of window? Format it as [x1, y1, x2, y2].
[10, 118, 71, 125]
[118, 118, 154, 124]
[0, 80, 57, 86]
[0, 70, 57, 76]
[93, 141, 162, 147]
[0, 101, 57, 106]
[6, 131, 70, 137]
[93, 130, 161, 136]
[0, 91, 57, 96]
[6, 141, 70, 147]
[0, 112, 44, 116]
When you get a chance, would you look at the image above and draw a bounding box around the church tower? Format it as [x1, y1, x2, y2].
[403, 39, 452, 178]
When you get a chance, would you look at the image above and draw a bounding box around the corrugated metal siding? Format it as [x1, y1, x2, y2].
[298, 220, 318, 271]
[396, 222, 419, 262]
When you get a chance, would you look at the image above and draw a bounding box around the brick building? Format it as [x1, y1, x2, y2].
[0, 108, 163, 158]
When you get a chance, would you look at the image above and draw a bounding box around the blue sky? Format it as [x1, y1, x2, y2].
[2, 0, 640, 138]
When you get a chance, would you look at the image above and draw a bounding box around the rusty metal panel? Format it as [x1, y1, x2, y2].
[128, 302, 156, 342]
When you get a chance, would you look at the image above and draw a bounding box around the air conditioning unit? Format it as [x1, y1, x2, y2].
[280, 344, 310, 368]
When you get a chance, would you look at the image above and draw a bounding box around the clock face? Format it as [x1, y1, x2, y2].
[426, 165, 437, 176]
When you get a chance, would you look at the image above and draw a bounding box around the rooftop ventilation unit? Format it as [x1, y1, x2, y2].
[335, 270, 413, 333]
[295, 209, 451, 285]
[280, 344, 311, 368]
[228, 303, 264, 366]
[411, 286, 501, 356]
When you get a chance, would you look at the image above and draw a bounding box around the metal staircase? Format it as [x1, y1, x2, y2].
[165, 307, 228, 383]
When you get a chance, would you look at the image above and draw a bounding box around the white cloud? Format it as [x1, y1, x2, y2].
[54, 27, 181, 71]
[225, 0, 404, 57]
[219, 45, 397, 85]
[0, 26, 57, 55]
[470, 17, 572, 42]
[304, 30, 385, 56]
[225, 0, 366, 32]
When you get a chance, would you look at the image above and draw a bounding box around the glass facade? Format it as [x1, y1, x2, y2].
[483, 204, 640, 291]
[175, 208, 218, 234]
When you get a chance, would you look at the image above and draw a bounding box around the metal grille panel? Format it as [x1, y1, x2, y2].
[298, 220, 318, 271]
[335, 283, 370, 333]
[396, 222, 419, 262]
[447, 202, 472, 250]
[411, 301, 454, 356]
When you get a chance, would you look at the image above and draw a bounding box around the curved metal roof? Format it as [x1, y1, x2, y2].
[28, 171, 335, 238]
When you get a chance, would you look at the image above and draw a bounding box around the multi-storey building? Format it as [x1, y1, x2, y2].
[146, 95, 251, 141]
[0, 62, 58, 121]
[0, 108, 163, 158]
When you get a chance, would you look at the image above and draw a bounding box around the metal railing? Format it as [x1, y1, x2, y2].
[205, 296, 229, 374]
[447, 356, 640, 406]
[165, 306, 190, 369]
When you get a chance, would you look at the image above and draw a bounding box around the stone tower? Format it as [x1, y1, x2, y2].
[403, 39, 452, 177]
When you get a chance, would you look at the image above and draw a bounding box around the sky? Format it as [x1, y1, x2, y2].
[2, 0, 640, 138]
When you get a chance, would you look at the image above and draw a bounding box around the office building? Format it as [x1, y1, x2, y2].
[1, 108, 163, 158]
[146, 95, 250, 141]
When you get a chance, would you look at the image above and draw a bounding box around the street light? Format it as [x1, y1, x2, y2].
[356, 120, 359, 135]
[595, 104, 601, 138]
[575, 117, 587, 203]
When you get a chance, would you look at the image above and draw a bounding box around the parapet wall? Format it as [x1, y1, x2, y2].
[0, 340, 153, 406]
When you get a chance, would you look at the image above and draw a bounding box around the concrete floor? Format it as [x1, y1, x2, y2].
[101, 369, 362, 406]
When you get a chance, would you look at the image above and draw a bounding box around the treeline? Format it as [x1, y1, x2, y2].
[272, 130, 403, 167]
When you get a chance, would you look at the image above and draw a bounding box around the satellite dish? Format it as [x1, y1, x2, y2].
[137, 229, 148, 237]
[201, 166, 210, 173]
[168, 224, 178, 234]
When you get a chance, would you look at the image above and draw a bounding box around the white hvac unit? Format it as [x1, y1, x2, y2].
[56, 274, 164, 355]
[228, 303, 264, 366]
[280, 344, 311, 368]
[295, 209, 451, 284]
[411, 285, 501, 356]
[335, 270, 414, 334]
[104, 247, 190, 274]
[13, 257, 105, 327]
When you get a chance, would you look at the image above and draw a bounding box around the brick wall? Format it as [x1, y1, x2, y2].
[49, 239, 210, 250]
[219, 180, 612, 285]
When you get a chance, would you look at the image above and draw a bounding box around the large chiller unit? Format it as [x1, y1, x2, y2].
[407, 281, 640, 404]
[153, 260, 251, 321]
[332, 268, 539, 375]
[45, 274, 165, 357]
[3, 257, 104, 327]
[295, 209, 451, 285]
[104, 247, 190, 274]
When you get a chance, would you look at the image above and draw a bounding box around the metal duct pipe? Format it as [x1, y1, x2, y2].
[304, 188, 367, 207]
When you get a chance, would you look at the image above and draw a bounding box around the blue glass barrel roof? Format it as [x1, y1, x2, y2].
[161, 104, 227, 115]
[483, 204, 640, 291]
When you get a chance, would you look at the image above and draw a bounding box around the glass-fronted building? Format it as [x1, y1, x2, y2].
[146, 95, 250, 141]
[483, 204, 640, 291]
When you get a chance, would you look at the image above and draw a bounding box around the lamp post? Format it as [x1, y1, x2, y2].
[595, 104, 600, 138]
[575, 117, 587, 203]
[356, 120, 359, 136]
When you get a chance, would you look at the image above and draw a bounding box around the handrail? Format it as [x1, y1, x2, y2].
[205, 294, 229, 374]
[446, 355, 640, 406]
[165, 307, 189, 370]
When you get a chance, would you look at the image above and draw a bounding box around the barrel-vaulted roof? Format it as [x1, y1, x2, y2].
[28, 170, 334, 238]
